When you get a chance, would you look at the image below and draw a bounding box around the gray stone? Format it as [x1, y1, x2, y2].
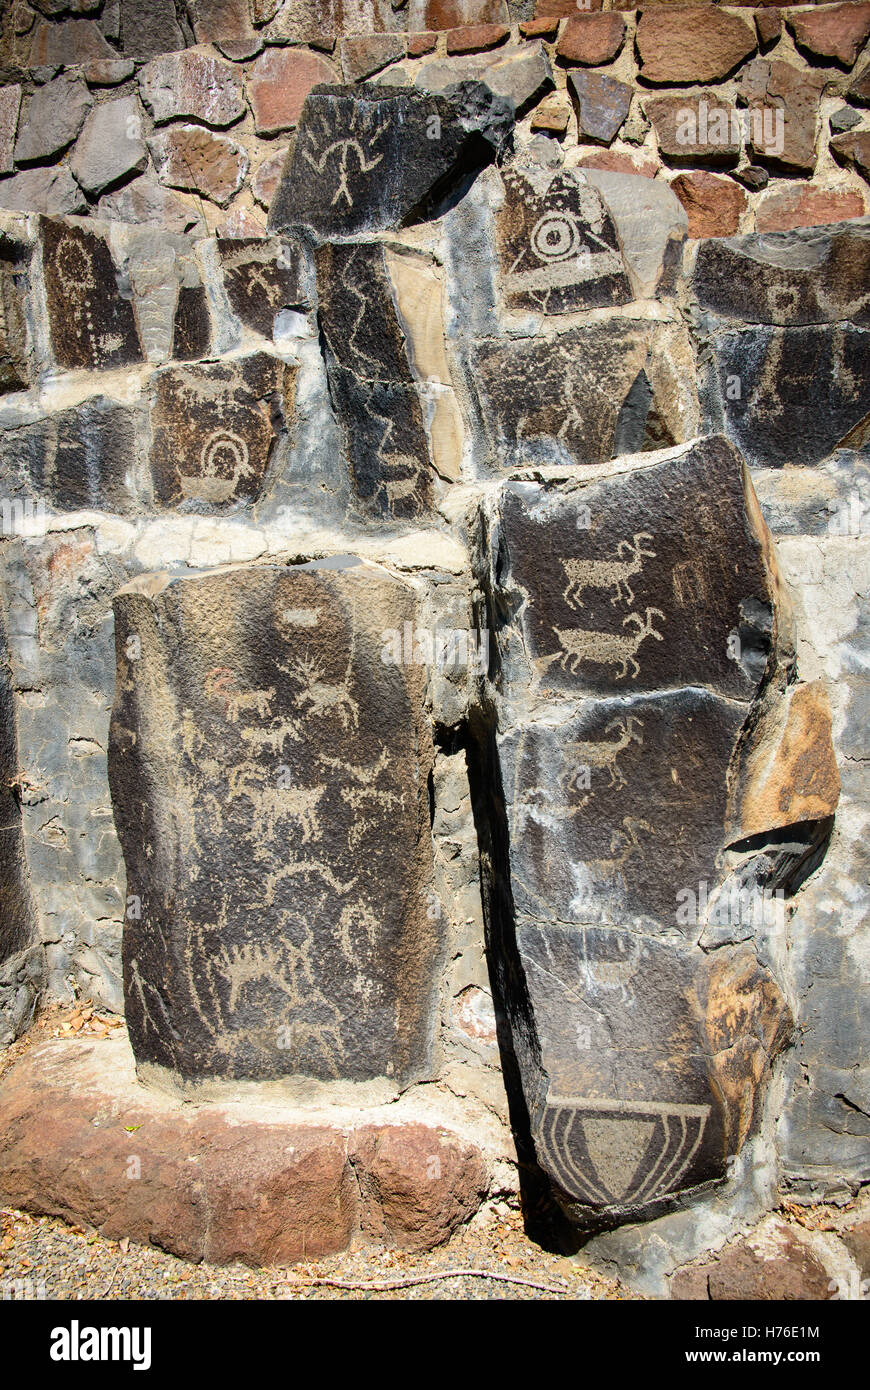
[13, 74, 91, 165]
[0, 395, 141, 513]
[108, 561, 441, 1085]
[98, 175, 206, 237]
[118, 0, 185, 60]
[138, 49, 247, 128]
[415, 42, 553, 119]
[831, 107, 861, 135]
[0, 167, 87, 218]
[568, 71, 631, 147]
[28, 18, 116, 65]
[69, 95, 149, 197]
[579, 169, 688, 300]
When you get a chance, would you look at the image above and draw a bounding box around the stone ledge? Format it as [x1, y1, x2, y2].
[0, 1034, 492, 1264]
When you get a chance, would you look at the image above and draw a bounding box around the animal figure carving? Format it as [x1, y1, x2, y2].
[563, 715, 644, 791]
[562, 533, 656, 610]
[551, 608, 665, 681]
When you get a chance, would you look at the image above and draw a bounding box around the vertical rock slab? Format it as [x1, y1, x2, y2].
[109, 561, 440, 1086]
[40, 218, 143, 372]
[473, 436, 799, 1228]
[0, 601, 32, 968]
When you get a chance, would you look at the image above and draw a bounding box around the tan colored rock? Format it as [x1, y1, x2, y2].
[734, 681, 840, 839]
[247, 47, 339, 135]
[150, 125, 249, 208]
[0, 84, 20, 177]
[557, 12, 625, 65]
[787, 3, 870, 68]
[576, 148, 658, 177]
[637, 7, 757, 84]
[755, 184, 865, 232]
[531, 95, 571, 134]
[670, 170, 747, 237]
[252, 146, 291, 209]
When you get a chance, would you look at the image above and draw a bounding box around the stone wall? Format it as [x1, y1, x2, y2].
[0, 0, 868, 1291]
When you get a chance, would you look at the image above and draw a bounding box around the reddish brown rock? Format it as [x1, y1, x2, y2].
[423, 0, 509, 25]
[707, 1221, 834, 1300]
[446, 23, 510, 53]
[351, 1124, 489, 1252]
[670, 1264, 711, 1299]
[787, 3, 870, 68]
[536, 0, 603, 15]
[216, 206, 268, 238]
[0, 1035, 488, 1263]
[755, 7, 782, 49]
[637, 7, 757, 84]
[831, 129, 870, 181]
[150, 126, 249, 208]
[342, 33, 406, 82]
[671, 170, 747, 237]
[520, 17, 560, 39]
[189, 0, 257, 44]
[252, 146, 290, 209]
[738, 59, 823, 173]
[408, 31, 438, 56]
[577, 148, 658, 177]
[755, 183, 865, 231]
[557, 12, 625, 64]
[247, 47, 339, 135]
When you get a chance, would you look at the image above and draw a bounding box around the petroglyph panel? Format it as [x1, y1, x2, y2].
[269, 82, 512, 238]
[217, 236, 312, 340]
[316, 242, 435, 519]
[490, 435, 783, 699]
[40, 217, 143, 372]
[148, 353, 295, 506]
[517, 927, 789, 1221]
[501, 691, 747, 928]
[496, 168, 631, 315]
[108, 561, 439, 1084]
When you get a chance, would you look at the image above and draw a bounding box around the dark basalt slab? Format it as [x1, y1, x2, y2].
[692, 220, 870, 327]
[148, 353, 293, 506]
[0, 605, 32, 966]
[217, 236, 312, 339]
[496, 167, 631, 316]
[316, 242, 434, 519]
[109, 562, 439, 1085]
[0, 231, 31, 394]
[0, 396, 140, 514]
[708, 324, 870, 467]
[491, 435, 779, 701]
[268, 81, 514, 237]
[474, 435, 796, 1228]
[40, 218, 143, 372]
[500, 691, 748, 929]
[518, 928, 790, 1224]
[471, 321, 650, 470]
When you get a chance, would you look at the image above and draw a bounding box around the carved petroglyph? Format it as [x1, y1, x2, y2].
[299, 102, 387, 210]
[563, 715, 644, 792]
[550, 608, 665, 681]
[562, 533, 656, 610]
[537, 1098, 711, 1209]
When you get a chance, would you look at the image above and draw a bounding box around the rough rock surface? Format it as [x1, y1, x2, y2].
[0, 1035, 488, 1262]
[636, 8, 756, 85]
[109, 562, 440, 1085]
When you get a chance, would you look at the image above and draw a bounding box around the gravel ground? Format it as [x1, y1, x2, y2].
[0, 1009, 633, 1302]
